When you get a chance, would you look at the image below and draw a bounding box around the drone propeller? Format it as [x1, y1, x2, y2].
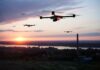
[52, 11, 55, 15]
[41, 10, 63, 15]
[40, 16, 43, 19]
[67, 13, 80, 18]
[69, 13, 80, 16]
[42, 10, 63, 13]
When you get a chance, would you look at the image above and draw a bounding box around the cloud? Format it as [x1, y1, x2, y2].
[33, 32, 100, 38]
[74, 26, 85, 30]
[34, 30, 44, 32]
[0, 0, 82, 24]
[32, 34, 75, 38]
[0, 29, 44, 32]
[0, 29, 30, 32]
[96, 28, 100, 32]
[0, 29, 14, 32]
[80, 32, 100, 36]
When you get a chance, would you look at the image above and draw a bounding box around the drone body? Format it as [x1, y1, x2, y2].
[24, 24, 35, 27]
[64, 31, 72, 33]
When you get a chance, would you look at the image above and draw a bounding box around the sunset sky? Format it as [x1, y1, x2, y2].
[0, 0, 100, 41]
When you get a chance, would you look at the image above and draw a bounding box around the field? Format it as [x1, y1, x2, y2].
[0, 60, 100, 70]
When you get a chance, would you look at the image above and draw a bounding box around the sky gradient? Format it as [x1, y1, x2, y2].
[0, 0, 100, 41]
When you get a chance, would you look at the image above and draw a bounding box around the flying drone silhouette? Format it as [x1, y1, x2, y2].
[40, 11, 79, 22]
[24, 24, 35, 27]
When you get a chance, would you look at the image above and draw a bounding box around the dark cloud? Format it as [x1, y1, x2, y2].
[0, 36, 7, 39]
[33, 32, 100, 38]
[0, 29, 14, 32]
[96, 28, 100, 32]
[0, 29, 44, 32]
[33, 34, 75, 38]
[0, 0, 81, 24]
[80, 32, 100, 36]
[0, 29, 30, 32]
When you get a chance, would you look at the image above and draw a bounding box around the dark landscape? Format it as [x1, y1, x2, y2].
[0, 40, 100, 47]
[0, 41, 100, 70]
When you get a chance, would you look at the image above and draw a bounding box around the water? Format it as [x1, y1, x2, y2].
[0, 44, 100, 50]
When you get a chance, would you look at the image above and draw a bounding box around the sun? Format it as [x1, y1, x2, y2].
[15, 37, 26, 42]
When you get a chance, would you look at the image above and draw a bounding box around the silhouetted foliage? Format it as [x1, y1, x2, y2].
[0, 46, 100, 62]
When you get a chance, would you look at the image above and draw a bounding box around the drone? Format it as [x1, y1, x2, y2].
[40, 11, 78, 22]
[24, 24, 35, 27]
[64, 31, 72, 33]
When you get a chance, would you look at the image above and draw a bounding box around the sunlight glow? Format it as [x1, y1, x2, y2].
[15, 37, 26, 42]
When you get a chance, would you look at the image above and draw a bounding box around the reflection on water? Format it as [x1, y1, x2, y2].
[0, 44, 100, 50]
[39, 46, 76, 50]
[0, 44, 76, 49]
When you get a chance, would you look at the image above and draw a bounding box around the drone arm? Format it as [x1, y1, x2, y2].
[62, 16, 74, 18]
[63, 14, 76, 18]
[40, 16, 51, 19]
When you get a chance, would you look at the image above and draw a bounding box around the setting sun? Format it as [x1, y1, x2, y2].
[15, 37, 26, 42]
